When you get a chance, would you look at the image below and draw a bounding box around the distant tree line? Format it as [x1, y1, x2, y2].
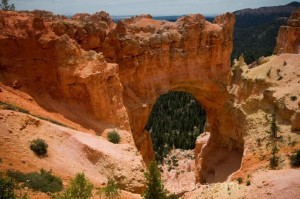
[231, 8, 299, 64]
[146, 91, 206, 162]
[232, 17, 288, 64]
[0, 0, 15, 11]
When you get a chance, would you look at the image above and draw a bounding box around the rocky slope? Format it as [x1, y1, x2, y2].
[0, 8, 299, 199]
[0, 109, 145, 194]
[188, 9, 300, 198]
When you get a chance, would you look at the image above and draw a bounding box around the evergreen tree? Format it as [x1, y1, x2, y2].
[55, 173, 93, 199]
[143, 161, 166, 199]
[270, 112, 278, 138]
[0, 0, 15, 11]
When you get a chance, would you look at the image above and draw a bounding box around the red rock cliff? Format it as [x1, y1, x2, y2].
[275, 8, 300, 54]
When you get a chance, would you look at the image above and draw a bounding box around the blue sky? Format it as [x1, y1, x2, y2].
[12, 0, 296, 16]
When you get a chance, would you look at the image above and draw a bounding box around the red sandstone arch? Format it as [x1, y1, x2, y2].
[0, 11, 244, 183]
[101, 13, 245, 183]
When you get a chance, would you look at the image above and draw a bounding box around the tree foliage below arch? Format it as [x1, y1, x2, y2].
[146, 91, 206, 162]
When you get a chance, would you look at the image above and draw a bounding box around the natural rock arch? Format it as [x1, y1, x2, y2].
[0, 11, 245, 183]
[101, 13, 245, 183]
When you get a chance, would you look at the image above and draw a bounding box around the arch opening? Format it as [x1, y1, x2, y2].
[143, 90, 244, 193]
[146, 91, 206, 162]
[145, 91, 207, 194]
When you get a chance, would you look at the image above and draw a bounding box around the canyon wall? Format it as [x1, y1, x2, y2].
[0, 10, 246, 183]
[275, 8, 300, 54]
[0, 11, 130, 130]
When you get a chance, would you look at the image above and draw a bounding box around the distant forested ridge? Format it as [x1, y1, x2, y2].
[146, 92, 206, 162]
[232, 2, 300, 64]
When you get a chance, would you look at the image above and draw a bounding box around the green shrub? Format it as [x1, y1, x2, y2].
[0, 101, 29, 114]
[290, 150, 300, 167]
[143, 161, 167, 199]
[246, 180, 251, 186]
[0, 101, 70, 128]
[270, 112, 278, 138]
[107, 131, 121, 144]
[236, 177, 243, 184]
[0, 174, 16, 199]
[7, 170, 27, 182]
[55, 173, 93, 199]
[30, 139, 48, 156]
[167, 194, 179, 199]
[8, 169, 63, 193]
[290, 96, 297, 101]
[97, 179, 120, 199]
[269, 145, 279, 169]
[269, 155, 279, 169]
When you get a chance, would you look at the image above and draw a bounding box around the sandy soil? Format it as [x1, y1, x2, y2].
[161, 149, 196, 195]
[0, 109, 145, 198]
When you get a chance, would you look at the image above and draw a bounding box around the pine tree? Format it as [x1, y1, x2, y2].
[270, 112, 277, 138]
[0, 0, 15, 11]
[143, 161, 166, 199]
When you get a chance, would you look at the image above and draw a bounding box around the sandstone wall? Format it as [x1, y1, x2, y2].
[0, 11, 129, 129]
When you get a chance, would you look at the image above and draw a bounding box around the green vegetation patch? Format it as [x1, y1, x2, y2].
[97, 179, 120, 199]
[54, 173, 93, 199]
[0, 101, 69, 128]
[290, 150, 300, 167]
[146, 91, 206, 162]
[107, 130, 121, 144]
[30, 138, 48, 156]
[7, 169, 63, 193]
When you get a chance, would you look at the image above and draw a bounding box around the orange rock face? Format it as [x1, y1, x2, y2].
[0, 10, 245, 183]
[275, 8, 300, 54]
[0, 11, 129, 130]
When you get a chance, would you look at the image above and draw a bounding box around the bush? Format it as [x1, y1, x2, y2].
[0, 101, 29, 114]
[236, 177, 243, 184]
[8, 169, 63, 193]
[97, 179, 120, 199]
[270, 112, 278, 138]
[246, 180, 251, 186]
[290, 96, 297, 101]
[269, 145, 279, 169]
[0, 174, 16, 199]
[143, 161, 167, 199]
[107, 131, 121, 144]
[55, 173, 93, 199]
[269, 155, 279, 169]
[290, 150, 300, 167]
[30, 139, 48, 156]
[167, 194, 179, 199]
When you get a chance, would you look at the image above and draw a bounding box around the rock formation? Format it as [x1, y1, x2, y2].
[0, 10, 245, 183]
[275, 8, 300, 54]
[0, 11, 130, 131]
[1, 8, 299, 195]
